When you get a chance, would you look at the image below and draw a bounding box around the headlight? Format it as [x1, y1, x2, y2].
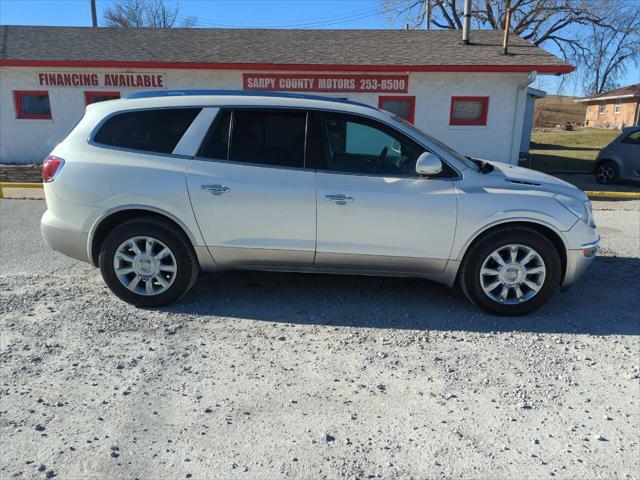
[554, 193, 590, 225]
[585, 200, 596, 228]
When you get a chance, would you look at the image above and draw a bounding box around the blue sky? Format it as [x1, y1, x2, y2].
[1, 0, 637, 95]
[2, 0, 398, 29]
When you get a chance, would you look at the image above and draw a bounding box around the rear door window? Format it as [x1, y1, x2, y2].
[197, 109, 231, 160]
[228, 109, 306, 168]
[93, 108, 201, 154]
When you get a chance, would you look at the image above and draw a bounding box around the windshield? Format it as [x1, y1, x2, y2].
[390, 115, 478, 170]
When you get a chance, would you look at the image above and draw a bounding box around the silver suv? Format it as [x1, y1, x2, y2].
[41, 90, 599, 315]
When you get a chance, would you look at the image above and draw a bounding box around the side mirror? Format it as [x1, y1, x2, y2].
[415, 152, 443, 176]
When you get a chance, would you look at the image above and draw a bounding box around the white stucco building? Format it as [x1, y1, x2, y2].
[0, 26, 572, 164]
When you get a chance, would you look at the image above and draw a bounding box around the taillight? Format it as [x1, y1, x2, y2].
[42, 156, 64, 182]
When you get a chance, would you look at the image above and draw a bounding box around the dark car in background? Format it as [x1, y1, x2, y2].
[594, 127, 640, 184]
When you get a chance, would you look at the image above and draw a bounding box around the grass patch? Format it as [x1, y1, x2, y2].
[533, 94, 585, 127]
[530, 128, 619, 172]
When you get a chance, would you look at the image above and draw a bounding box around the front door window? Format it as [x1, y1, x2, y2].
[314, 112, 424, 177]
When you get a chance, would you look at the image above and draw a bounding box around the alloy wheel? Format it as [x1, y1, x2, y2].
[113, 236, 177, 296]
[596, 164, 615, 183]
[479, 244, 546, 304]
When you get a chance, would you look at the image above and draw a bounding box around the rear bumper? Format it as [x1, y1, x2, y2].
[562, 238, 599, 289]
[41, 210, 90, 263]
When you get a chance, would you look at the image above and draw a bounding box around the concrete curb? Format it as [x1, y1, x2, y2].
[0, 182, 43, 199]
[585, 191, 640, 199]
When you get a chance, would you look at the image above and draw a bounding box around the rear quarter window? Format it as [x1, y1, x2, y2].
[93, 108, 201, 154]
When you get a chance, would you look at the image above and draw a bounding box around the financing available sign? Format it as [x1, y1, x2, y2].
[243, 73, 409, 93]
[37, 72, 166, 88]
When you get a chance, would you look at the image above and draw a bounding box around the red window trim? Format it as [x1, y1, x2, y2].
[13, 90, 52, 119]
[449, 96, 489, 126]
[378, 95, 416, 123]
[84, 90, 121, 105]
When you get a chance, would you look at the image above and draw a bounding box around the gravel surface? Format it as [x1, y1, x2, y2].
[1, 199, 639, 480]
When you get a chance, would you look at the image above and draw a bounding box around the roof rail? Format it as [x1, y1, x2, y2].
[125, 89, 376, 109]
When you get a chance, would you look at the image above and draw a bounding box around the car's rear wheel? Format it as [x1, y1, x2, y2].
[99, 217, 199, 307]
[459, 227, 562, 316]
[594, 161, 618, 185]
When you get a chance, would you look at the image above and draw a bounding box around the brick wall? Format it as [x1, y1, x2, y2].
[0, 164, 41, 182]
[584, 98, 640, 128]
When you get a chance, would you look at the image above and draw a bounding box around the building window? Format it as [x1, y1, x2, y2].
[450, 96, 489, 126]
[598, 102, 606, 114]
[85, 91, 120, 105]
[13, 90, 51, 119]
[614, 99, 621, 114]
[378, 96, 416, 123]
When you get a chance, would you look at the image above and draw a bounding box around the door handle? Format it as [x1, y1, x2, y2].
[324, 193, 353, 205]
[200, 184, 230, 195]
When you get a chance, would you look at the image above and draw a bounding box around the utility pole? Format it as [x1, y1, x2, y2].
[90, 0, 97, 27]
[425, 0, 431, 30]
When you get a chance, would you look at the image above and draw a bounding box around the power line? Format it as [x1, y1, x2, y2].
[174, 0, 414, 29]
[177, 8, 394, 29]
[178, 2, 391, 27]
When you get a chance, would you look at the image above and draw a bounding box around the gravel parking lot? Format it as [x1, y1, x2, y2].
[1, 199, 639, 480]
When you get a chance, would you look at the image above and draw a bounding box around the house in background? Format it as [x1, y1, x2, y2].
[575, 83, 640, 128]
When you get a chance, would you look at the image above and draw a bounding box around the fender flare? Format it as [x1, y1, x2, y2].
[86, 203, 206, 266]
[454, 216, 570, 263]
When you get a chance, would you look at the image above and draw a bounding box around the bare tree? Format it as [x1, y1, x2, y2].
[383, 0, 620, 57]
[578, 9, 640, 94]
[383, 0, 639, 93]
[104, 0, 197, 28]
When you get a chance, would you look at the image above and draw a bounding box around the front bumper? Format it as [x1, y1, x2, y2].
[41, 210, 90, 263]
[561, 237, 599, 289]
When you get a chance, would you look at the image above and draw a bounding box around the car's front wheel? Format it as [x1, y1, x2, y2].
[459, 227, 562, 316]
[594, 161, 618, 185]
[99, 217, 199, 307]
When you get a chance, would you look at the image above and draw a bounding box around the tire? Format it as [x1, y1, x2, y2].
[99, 216, 199, 307]
[594, 161, 618, 185]
[458, 226, 562, 316]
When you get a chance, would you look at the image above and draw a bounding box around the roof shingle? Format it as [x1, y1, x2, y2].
[0, 25, 572, 72]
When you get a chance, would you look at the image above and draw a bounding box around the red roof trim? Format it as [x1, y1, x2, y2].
[0, 59, 575, 74]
